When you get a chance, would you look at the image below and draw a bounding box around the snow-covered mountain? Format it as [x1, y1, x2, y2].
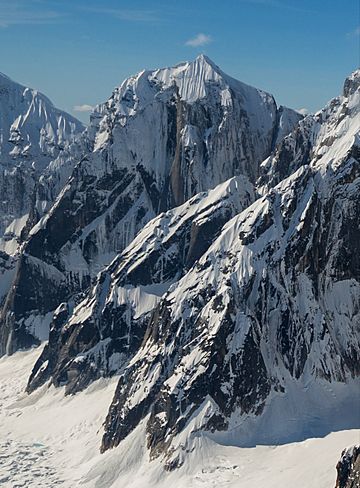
[98, 69, 360, 463]
[29, 65, 358, 465]
[0, 55, 301, 356]
[15, 64, 359, 474]
[0, 72, 85, 256]
[0, 72, 83, 170]
[1, 57, 358, 483]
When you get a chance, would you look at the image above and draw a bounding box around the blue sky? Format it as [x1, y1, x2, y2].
[0, 0, 359, 122]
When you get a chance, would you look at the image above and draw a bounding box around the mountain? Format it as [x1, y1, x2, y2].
[0, 72, 85, 256]
[0, 57, 358, 484]
[19, 63, 360, 472]
[97, 69, 359, 463]
[0, 55, 301, 356]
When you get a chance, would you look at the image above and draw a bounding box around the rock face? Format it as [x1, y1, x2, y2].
[26, 176, 254, 394]
[0, 55, 301, 356]
[335, 446, 360, 488]
[0, 72, 85, 256]
[0, 251, 16, 306]
[99, 70, 360, 462]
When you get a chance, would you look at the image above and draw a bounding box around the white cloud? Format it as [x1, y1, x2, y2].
[185, 33, 212, 47]
[346, 26, 360, 38]
[297, 108, 309, 116]
[73, 104, 94, 113]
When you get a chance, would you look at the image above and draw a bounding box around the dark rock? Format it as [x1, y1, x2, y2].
[335, 446, 360, 488]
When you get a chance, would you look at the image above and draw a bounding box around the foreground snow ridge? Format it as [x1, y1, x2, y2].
[0, 348, 358, 487]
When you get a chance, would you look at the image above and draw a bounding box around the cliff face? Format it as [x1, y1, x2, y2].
[0, 55, 300, 356]
[335, 446, 360, 488]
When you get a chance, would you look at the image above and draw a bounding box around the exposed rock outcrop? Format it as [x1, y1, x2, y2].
[335, 446, 360, 488]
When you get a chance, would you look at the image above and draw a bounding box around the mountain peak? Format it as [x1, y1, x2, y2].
[147, 55, 271, 106]
[343, 68, 360, 97]
[148, 55, 226, 103]
[193, 53, 219, 69]
[105, 56, 276, 116]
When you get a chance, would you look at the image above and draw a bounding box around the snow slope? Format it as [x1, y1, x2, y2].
[0, 347, 118, 487]
[0, 347, 358, 487]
